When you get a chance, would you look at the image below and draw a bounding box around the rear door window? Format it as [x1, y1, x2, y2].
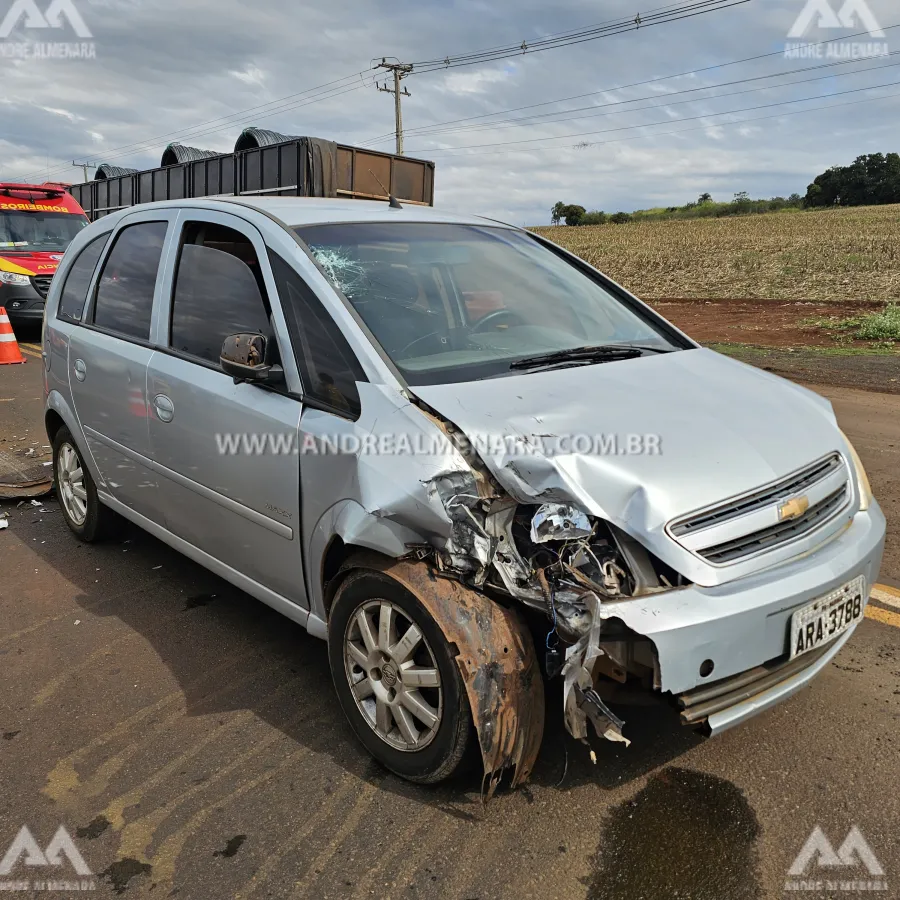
[93, 221, 168, 341]
[169, 222, 272, 365]
[58, 233, 110, 322]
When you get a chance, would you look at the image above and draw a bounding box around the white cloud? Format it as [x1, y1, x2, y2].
[37, 106, 77, 121]
[230, 65, 266, 87]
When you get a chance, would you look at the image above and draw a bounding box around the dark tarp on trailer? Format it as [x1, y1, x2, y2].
[95, 164, 139, 179]
[234, 128, 299, 152]
[305, 138, 337, 198]
[161, 143, 219, 167]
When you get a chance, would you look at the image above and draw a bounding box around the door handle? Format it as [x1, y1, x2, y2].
[153, 394, 175, 423]
[73, 359, 86, 382]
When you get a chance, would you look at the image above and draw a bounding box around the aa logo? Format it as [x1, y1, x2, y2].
[0, 0, 92, 39]
[0, 825, 92, 876]
[787, 0, 886, 39]
[788, 825, 885, 877]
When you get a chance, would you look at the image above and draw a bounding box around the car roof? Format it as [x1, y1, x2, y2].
[99, 196, 514, 230]
[223, 196, 513, 229]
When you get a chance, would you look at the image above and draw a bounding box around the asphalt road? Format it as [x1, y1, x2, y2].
[1, 344, 899, 900]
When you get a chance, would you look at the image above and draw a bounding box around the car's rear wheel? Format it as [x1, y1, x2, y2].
[53, 426, 114, 542]
[328, 569, 474, 783]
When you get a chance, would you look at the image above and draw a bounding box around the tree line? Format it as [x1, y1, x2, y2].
[550, 153, 900, 225]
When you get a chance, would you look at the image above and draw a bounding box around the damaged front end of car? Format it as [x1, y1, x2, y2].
[404, 405, 686, 773]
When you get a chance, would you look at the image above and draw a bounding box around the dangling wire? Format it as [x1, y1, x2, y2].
[546, 584, 559, 649]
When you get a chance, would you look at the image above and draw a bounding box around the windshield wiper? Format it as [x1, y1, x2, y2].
[509, 344, 657, 371]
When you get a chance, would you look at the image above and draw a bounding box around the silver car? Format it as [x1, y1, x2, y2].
[43, 197, 885, 793]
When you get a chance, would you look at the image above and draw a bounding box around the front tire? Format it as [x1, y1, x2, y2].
[53, 426, 114, 542]
[328, 569, 475, 784]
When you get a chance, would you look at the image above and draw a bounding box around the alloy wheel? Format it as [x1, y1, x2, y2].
[343, 599, 443, 752]
[57, 442, 88, 526]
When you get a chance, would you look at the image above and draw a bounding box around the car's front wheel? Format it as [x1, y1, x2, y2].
[328, 569, 475, 783]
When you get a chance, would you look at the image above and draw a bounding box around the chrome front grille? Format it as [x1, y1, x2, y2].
[699, 484, 849, 564]
[30, 274, 53, 299]
[669, 453, 852, 566]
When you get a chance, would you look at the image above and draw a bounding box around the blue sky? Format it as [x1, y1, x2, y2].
[2, 0, 898, 224]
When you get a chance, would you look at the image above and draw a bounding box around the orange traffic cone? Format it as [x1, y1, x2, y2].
[0, 307, 26, 365]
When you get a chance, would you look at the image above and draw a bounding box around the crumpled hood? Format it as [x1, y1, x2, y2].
[413, 348, 846, 542]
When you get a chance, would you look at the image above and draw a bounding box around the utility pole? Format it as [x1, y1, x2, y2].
[376, 59, 412, 155]
[71, 160, 96, 183]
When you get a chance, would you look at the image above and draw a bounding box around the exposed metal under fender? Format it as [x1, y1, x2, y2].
[348, 554, 545, 799]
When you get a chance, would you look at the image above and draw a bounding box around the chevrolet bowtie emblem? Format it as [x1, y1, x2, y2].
[778, 495, 810, 521]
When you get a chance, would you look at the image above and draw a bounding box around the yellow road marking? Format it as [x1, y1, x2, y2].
[872, 584, 900, 609]
[32, 631, 141, 706]
[21, 342, 41, 351]
[151, 746, 312, 891]
[18, 345, 42, 359]
[866, 585, 900, 627]
[115, 728, 290, 863]
[349, 807, 442, 900]
[866, 605, 900, 629]
[102, 676, 297, 829]
[232, 775, 361, 900]
[291, 781, 381, 899]
[44, 690, 184, 804]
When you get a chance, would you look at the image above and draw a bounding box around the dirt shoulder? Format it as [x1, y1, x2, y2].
[650, 298, 887, 350]
[707, 345, 900, 395]
[647, 298, 899, 394]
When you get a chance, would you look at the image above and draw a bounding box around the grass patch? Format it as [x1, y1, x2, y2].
[802, 304, 900, 343]
[708, 342, 899, 358]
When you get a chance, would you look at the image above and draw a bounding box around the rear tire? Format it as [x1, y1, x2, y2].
[53, 426, 114, 542]
[328, 569, 475, 784]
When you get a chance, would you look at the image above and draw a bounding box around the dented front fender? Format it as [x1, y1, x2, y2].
[344, 555, 545, 798]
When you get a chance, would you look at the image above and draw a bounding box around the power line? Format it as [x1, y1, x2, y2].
[369, 52, 900, 144]
[15, 70, 376, 183]
[407, 0, 715, 68]
[361, 23, 900, 145]
[413, 89, 900, 162]
[408, 0, 753, 72]
[411, 76, 900, 156]
[13, 0, 751, 181]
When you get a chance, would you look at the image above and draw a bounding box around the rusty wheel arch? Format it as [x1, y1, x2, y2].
[330, 551, 545, 797]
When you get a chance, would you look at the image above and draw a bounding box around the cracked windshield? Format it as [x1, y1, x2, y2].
[295, 222, 681, 385]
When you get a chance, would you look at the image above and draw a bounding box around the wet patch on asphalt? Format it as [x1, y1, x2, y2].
[184, 593, 217, 611]
[213, 834, 247, 858]
[76, 815, 111, 840]
[585, 767, 761, 900]
[100, 858, 152, 895]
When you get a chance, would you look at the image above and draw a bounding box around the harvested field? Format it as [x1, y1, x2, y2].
[534, 204, 900, 302]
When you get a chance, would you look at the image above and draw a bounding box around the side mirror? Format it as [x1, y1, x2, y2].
[220, 333, 283, 385]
